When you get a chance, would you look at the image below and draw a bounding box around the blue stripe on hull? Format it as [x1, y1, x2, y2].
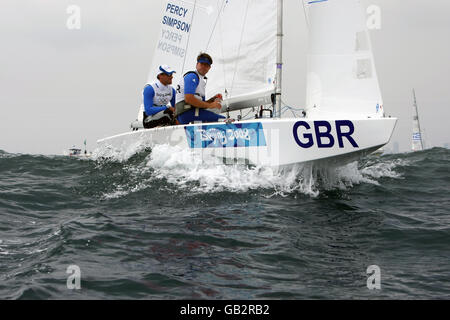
[185, 123, 267, 149]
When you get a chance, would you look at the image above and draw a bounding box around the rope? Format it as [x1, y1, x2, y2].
[300, 0, 309, 29]
[205, 0, 227, 51]
[240, 108, 255, 120]
[203, 0, 228, 99]
[230, 0, 251, 96]
[217, 0, 228, 92]
[181, 0, 198, 74]
[238, 100, 306, 120]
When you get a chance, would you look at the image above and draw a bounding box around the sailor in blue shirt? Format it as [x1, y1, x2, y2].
[175, 53, 225, 124]
[142, 65, 177, 129]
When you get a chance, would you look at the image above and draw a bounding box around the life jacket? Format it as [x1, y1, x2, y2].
[138, 80, 174, 124]
[147, 80, 174, 107]
[175, 71, 207, 116]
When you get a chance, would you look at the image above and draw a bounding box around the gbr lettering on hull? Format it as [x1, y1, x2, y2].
[293, 120, 359, 149]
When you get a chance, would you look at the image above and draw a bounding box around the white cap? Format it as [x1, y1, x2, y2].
[158, 65, 176, 76]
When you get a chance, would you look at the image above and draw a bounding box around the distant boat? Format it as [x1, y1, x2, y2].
[64, 140, 91, 158]
[412, 89, 424, 152]
[64, 147, 91, 158]
[68, 147, 82, 156]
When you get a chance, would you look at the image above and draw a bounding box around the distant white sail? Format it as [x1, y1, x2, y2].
[412, 89, 424, 152]
[305, 0, 384, 119]
[148, 0, 277, 110]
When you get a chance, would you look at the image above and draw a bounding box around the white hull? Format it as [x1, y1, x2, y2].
[63, 153, 92, 159]
[96, 117, 397, 167]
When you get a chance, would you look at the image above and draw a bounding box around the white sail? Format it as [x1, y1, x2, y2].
[305, 0, 384, 119]
[206, 0, 277, 104]
[147, 1, 213, 85]
[412, 89, 424, 152]
[148, 0, 277, 111]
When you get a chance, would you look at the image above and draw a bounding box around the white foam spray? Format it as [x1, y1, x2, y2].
[146, 145, 408, 197]
[91, 138, 152, 163]
[97, 144, 409, 199]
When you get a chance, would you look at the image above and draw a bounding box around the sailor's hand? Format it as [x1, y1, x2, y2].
[168, 106, 175, 113]
[210, 101, 222, 110]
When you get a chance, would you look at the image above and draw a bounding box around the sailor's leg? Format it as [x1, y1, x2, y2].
[197, 109, 226, 123]
[144, 109, 170, 128]
[177, 109, 196, 124]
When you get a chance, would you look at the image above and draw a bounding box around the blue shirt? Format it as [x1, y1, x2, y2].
[184, 73, 205, 101]
[143, 85, 176, 116]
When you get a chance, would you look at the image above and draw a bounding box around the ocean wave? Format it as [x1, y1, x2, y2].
[0, 150, 20, 159]
[91, 139, 153, 163]
[3, 146, 446, 200]
[0, 147, 448, 299]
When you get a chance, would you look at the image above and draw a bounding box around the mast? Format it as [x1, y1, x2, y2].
[275, 0, 283, 118]
[412, 88, 424, 151]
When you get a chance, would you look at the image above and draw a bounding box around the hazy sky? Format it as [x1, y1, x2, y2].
[0, 0, 449, 155]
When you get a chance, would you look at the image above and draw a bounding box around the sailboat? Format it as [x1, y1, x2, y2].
[97, 0, 397, 167]
[64, 140, 91, 158]
[412, 89, 424, 152]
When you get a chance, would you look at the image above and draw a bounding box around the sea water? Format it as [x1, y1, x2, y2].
[0, 147, 449, 299]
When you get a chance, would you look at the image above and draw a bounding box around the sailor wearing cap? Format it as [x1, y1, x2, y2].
[175, 53, 225, 124]
[142, 65, 177, 129]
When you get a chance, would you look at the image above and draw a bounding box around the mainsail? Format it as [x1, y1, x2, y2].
[304, 0, 383, 119]
[148, 0, 277, 112]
